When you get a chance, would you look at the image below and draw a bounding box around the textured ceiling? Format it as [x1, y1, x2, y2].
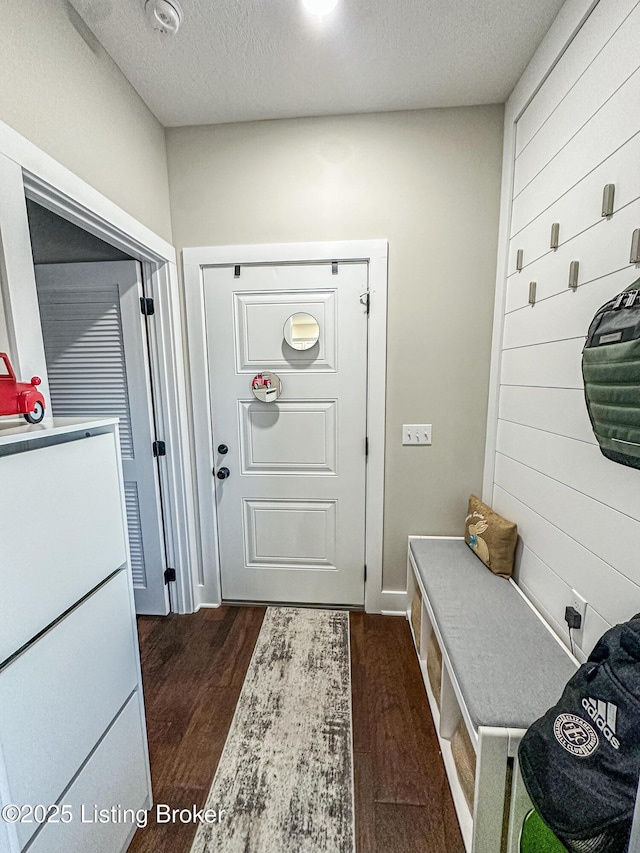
[68, 0, 565, 127]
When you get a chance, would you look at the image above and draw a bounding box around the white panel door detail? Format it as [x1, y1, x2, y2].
[204, 262, 368, 605]
[34, 261, 168, 615]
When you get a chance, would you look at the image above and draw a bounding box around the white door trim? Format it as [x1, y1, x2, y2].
[0, 117, 199, 614]
[184, 240, 389, 613]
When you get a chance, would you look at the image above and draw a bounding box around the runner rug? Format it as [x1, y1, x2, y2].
[190, 606, 355, 853]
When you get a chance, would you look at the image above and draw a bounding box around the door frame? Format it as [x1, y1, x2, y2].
[184, 240, 389, 613]
[0, 118, 199, 614]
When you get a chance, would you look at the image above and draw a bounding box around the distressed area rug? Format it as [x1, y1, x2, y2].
[190, 607, 355, 853]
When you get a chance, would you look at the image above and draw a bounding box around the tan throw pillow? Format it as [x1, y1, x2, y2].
[464, 494, 517, 578]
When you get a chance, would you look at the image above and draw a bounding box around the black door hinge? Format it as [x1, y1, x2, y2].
[234, 265, 241, 278]
[153, 440, 166, 457]
[140, 297, 155, 316]
[164, 568, 176, 584]
[365, 437, 369, 457]
[364, 564, 367, 582]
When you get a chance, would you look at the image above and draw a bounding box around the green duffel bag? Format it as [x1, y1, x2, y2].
[582, 279, 640, 469]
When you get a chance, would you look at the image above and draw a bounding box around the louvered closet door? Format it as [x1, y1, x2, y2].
[34, 261, 168, 615]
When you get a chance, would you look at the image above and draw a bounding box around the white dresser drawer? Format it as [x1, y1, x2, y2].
[0, 570, 138, 848]
[27, 692, 150, 853]
[0, 432, 127, 664]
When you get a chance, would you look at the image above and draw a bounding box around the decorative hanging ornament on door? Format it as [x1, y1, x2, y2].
[251, 371, 282, 402]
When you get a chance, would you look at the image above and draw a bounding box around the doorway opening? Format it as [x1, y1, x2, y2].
[184, 240, 389, 613]
[26, 200, 170, 615]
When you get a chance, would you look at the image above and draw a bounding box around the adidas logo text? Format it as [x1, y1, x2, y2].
[582, 697, 620, 750]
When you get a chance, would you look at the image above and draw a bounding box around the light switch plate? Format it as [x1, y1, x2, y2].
[402, 424, 432, 445]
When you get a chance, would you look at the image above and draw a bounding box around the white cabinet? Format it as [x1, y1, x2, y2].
[0, 419, 152, 853]
[27, 694, 150, 853]
[0, 432, 127, 663]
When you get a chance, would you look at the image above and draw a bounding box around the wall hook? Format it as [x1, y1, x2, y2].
[568, 261, 579, 291]
[602, 184, 615, 218]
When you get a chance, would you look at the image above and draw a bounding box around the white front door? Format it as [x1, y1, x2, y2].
[204, 261, 368, 606]
[34, 261, 169, 615]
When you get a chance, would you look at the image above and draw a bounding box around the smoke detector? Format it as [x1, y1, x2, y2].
[145, 0, 183, 35]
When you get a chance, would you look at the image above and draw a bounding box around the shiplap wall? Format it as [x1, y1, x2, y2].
[491, 0, 640, 661]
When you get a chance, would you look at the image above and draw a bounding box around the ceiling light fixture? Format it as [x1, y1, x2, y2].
[144, 0, 183, 35]
[302, 0, 338, 16]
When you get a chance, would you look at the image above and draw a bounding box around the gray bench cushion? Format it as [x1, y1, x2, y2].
[410, 538, 578, 730]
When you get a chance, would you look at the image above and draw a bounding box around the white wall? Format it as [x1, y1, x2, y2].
[166, 106, 504, 591]
[0, 0, 172, 243]
[487, 0, 640, 659]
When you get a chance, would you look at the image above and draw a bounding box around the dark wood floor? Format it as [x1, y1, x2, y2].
[130, 607, 464, 853]
[129, 606, 265, 853]
[350, 613, 465, 852]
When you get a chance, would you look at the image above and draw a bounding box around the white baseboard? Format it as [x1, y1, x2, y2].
[377, 588, 407, 615]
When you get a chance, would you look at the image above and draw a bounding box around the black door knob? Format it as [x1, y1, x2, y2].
[216, 467, 230, 480]
[217, 444, 229, 454]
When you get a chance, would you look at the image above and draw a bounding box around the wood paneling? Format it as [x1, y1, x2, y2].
[493, 0, 640, 661]
[516, 544, 613, 655]
[514, 2, 640, 195]
[506, 202, 640, 314]
[493, 481, 640, 625]
[500, 337, 584, 388]
[131, 607, 463, 853]
[498, 386, 596, 444]
[495, 453, 640, 587]
[496, 420, 640, 519]
[509, 131, 640, 274]
[514, 0, 639, 156]
[503, 267, 632, 343]
[511, 67, 640, 235]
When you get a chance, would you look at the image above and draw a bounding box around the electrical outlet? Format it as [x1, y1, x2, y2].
[402, 424, 432, 445]
[570, 588, 587, 647]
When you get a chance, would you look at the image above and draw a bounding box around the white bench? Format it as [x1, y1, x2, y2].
[407, 536, 578, 853]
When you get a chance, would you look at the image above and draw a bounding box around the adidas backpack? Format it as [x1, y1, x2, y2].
[582, 280, 640, 469]
[518, 614, 640, 853]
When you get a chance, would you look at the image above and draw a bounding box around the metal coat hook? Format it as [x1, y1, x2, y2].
[568, 261, 579, 291]
[602, 184, 615, 218]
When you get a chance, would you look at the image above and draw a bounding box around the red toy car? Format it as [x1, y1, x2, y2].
[0, 353, 46, 424]
[251, 373, 272, 390]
